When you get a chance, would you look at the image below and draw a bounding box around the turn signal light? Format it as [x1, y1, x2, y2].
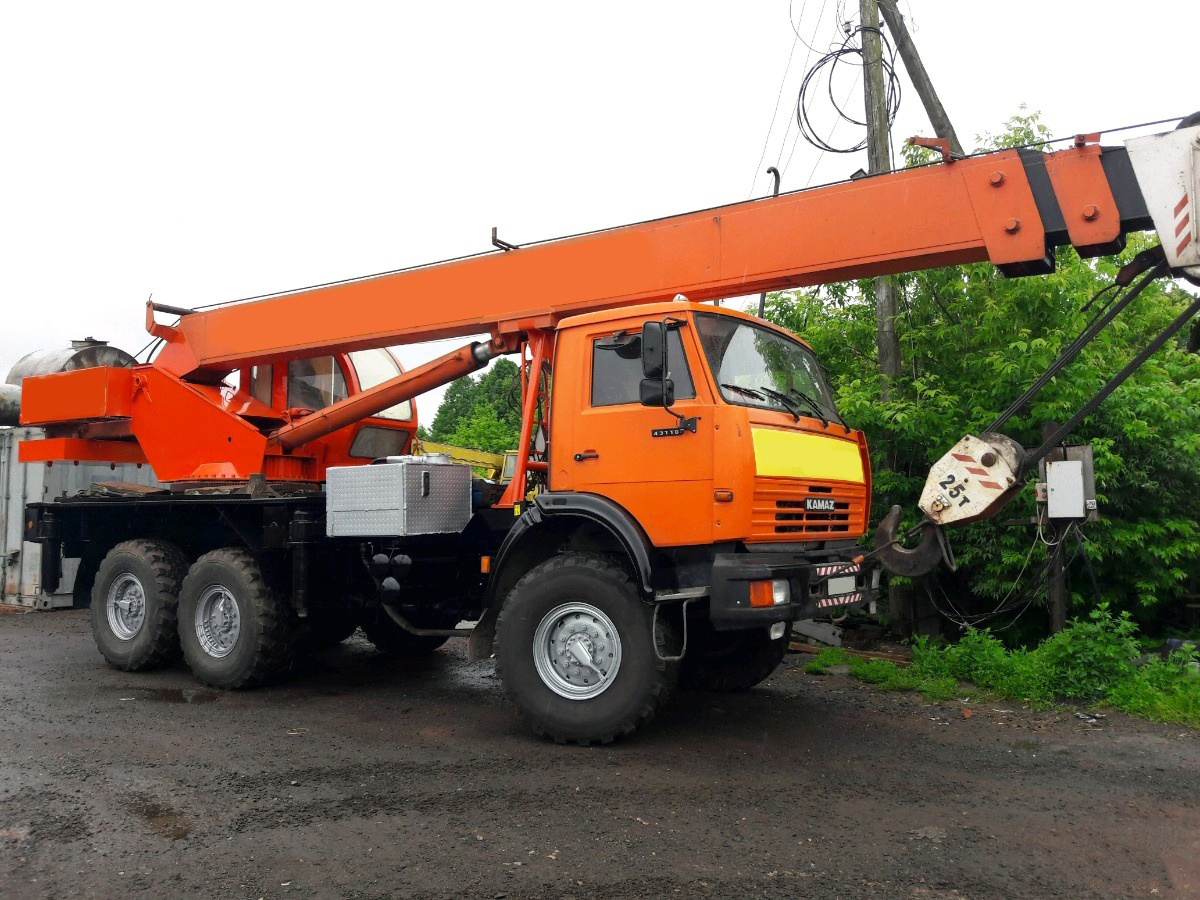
[750, 579, 792, 607]
[749, 581, 774, 607]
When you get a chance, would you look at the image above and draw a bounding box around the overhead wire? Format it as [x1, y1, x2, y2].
[795, 24, 901, 155]
[768, 0, 831, 180]
[927, 516, 1092, 633]
[790, 0, 832, 53]
[747, 23, 802, 198]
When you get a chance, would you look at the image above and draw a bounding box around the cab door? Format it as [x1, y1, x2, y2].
[555, 318, 715, 548]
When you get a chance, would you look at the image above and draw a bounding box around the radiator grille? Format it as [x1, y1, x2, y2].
[751, 477, 869, 541]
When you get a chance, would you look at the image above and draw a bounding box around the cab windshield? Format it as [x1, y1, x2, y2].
[694, 312, 841, 424]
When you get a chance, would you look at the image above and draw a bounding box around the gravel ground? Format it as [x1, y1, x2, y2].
[0, 607, 1197, 898]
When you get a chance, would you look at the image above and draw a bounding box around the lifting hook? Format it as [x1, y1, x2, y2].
[873, 505, 952, 577]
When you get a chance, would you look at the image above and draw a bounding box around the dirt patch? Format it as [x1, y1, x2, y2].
[0, 609, 1196, 897]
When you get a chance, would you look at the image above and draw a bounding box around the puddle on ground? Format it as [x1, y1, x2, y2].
[140, 688, 220, 704]
[126, 796, 191, 840]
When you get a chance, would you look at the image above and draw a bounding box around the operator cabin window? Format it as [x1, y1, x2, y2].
[287, 356, 348, 410]
[590, 328, 694, 407]
[347, 348, 413, 420]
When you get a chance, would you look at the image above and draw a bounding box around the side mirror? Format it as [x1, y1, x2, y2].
[639, 378, 675, 408]
[641, 322, 665, 379]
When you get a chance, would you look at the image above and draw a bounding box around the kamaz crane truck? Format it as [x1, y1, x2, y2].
[17, 114, 1200, 743]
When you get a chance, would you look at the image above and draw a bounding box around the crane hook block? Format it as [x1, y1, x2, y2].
[873, 506, 947, 578]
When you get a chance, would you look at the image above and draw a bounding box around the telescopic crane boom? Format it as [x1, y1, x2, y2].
[19, 120, 1199, 487]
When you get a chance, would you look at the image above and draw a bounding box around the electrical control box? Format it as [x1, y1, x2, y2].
[1046, 459, 1085, 519]
[1038, 444, 1099, 522]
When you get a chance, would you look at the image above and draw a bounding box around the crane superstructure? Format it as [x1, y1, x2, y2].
[16, 117, 1200, 743]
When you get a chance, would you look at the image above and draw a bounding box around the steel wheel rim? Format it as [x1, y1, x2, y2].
[532, 602, 622, 700]
[194, 584, 241, 659]
[106, 573, 146, 641]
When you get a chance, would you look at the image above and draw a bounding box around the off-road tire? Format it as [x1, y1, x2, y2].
[679, 621, 791, 692]
[90, 539, 188, 671]
[495, 552, 678, 745]
[177, 548, 300, 689]
[361, 610, 449, 655]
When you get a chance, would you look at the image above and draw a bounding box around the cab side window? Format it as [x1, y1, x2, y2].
[590, 327, 695, 407]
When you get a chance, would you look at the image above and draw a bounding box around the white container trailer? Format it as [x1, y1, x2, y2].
[1, 427, 159, 608]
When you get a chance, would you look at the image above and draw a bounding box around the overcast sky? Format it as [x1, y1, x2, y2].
[2, 1, 1195, 424]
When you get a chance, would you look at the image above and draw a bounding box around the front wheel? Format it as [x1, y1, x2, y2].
[177, 548, 299, 689]
[495, 553, 677, 745]
[679, 621, 791, 692]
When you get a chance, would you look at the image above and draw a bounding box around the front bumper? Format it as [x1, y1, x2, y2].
[708, 551, 878, 631]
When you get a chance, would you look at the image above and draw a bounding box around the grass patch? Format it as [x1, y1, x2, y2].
[803, 646, 957, 702]
[803, 604, 1200, 727]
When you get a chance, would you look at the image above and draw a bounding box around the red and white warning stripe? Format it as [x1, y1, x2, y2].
[1176, 192, 1193, 260]
[815, 563, 860, 578]
[818, 592, 862, 609]
[950, 452, 1003, 491]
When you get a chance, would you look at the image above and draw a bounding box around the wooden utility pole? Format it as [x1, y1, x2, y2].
[877, 0, 964, 157]
[860, 0, 901, 398]
[861, 0, 911, 636]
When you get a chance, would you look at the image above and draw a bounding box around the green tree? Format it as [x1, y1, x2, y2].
[763, 112, 1200, 632]
[427, 358, 522, 452]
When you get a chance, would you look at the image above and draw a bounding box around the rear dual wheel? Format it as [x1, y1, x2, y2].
[90, 540, 188, 671]
[177, 548, 300, 689]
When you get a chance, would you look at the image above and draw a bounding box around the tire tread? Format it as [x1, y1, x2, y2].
[179, 547, 300, 689]
[495, 552, 677, 745]
[91, 538, 188, 671]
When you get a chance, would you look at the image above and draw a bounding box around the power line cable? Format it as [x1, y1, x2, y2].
[789, 0, 833, 54]
[747, 25, 802, 198]
[796, 24, 901, 155]
[768, 0, 830, 176]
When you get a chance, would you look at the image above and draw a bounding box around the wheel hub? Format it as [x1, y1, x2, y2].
[106, 574, 146, 641]
[195, 585, 241, 659]
[532, 603, 623, 700]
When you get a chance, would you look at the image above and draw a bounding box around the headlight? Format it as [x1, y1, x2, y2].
[771, 579, 790, 605]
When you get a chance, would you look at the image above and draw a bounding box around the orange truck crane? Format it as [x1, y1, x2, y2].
[18, 115, 1200, 743]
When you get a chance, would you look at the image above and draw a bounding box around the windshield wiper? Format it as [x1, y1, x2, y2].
[787, 388, 850, 433]
[782, 388, 830, 429]
[720, 383, 766, 400]
[758, 387, 802, 422]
